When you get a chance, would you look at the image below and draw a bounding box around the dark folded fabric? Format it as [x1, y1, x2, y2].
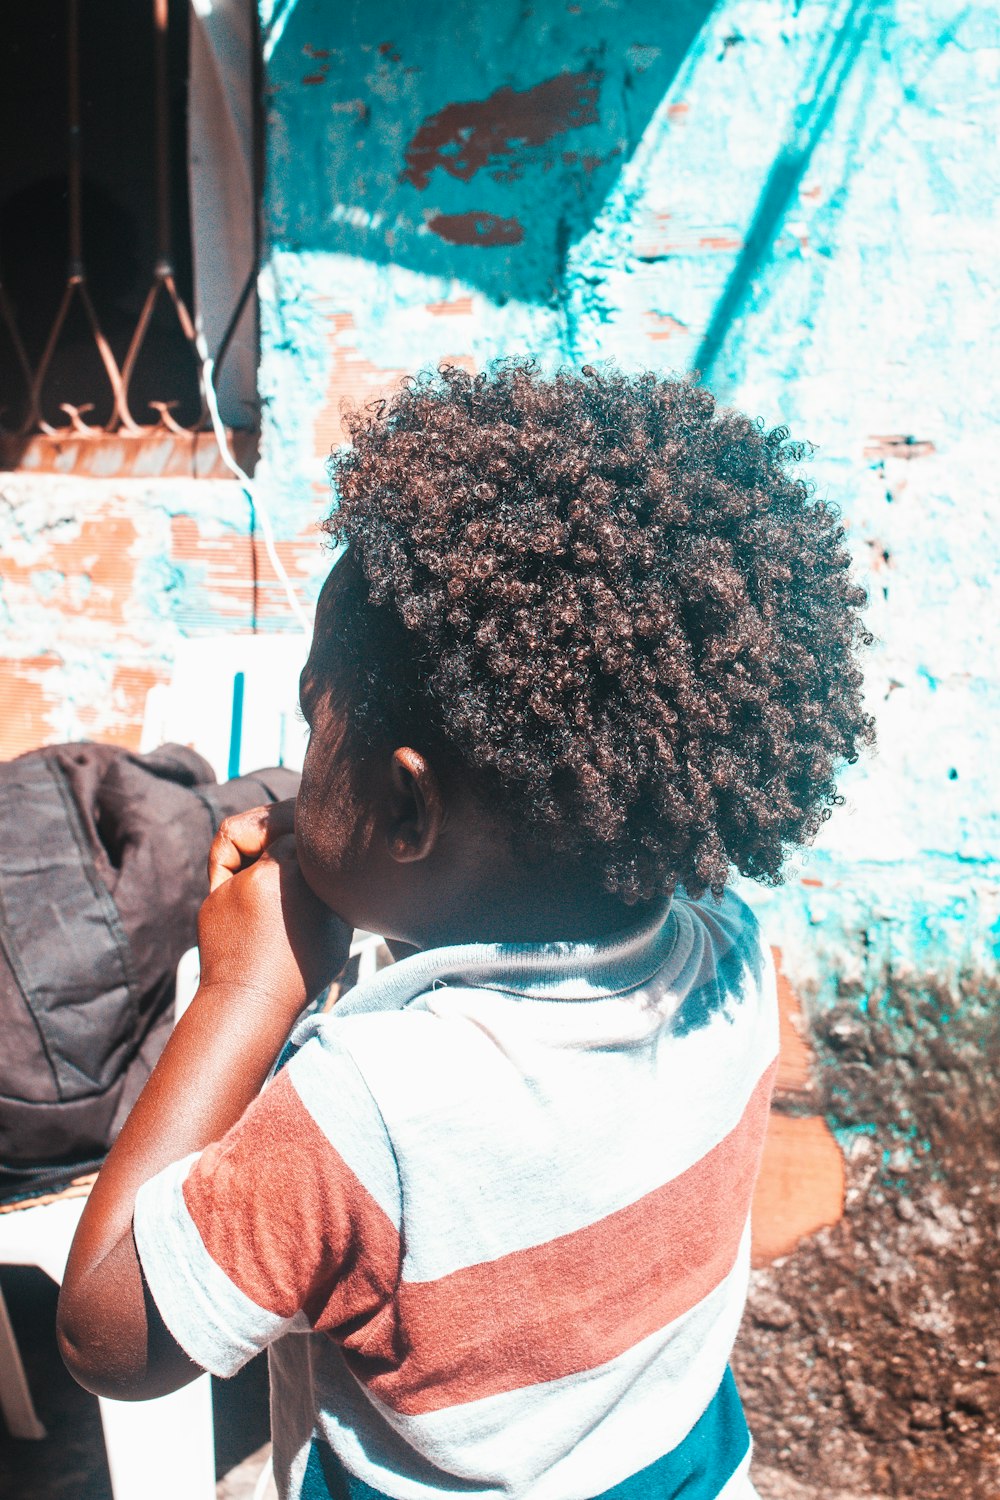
[0, 740, 299, 1201]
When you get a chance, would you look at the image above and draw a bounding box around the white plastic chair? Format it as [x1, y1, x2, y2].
[0, 640, 301, 1491]
[0, 952, 216, 1498]
[139, 634, 312, 782]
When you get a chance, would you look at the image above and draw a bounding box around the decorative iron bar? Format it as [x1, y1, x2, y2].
[0, 0, 256, 442]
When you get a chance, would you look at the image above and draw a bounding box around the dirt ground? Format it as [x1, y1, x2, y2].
[735, 972, 1000, 1499]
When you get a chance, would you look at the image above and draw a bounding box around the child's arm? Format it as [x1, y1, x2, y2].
[56, 822, 351, 1400]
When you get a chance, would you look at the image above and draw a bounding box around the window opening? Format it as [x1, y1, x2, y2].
[0, 0, 259, 467]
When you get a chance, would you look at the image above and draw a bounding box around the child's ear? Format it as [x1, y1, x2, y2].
[386, 747, 444, 863]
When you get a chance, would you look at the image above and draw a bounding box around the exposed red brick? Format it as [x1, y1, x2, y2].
[327, 311, 357, 334]
[750, 948, 846, 1265]
[313, 341, 410, 456]
[772, 946, 815, 1098]
[425, 296, 475, 318]
[169, 514, 318, 621]
[698, 234, 742, 251]
[0, 656, 60, 761]
[439, 354, 477, 377]
[863, 434, 936, 461]
[0, 513, 139, 626]
[645, 311, 689, 341]
[75, 662, 167, 750]
[633, 222, 675, 260]
[751, 1114, 845, 1266]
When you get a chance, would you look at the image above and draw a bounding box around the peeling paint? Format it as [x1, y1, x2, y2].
[0, 472, 316, 761]
[254, 0, 999, 986]
[1, 513, 139, 627]
[426, 212, 524, 248]
[0, 655, 62, 761]
[2, 0, 993, 984]
[401, 71, 603, 190]
[313, 332, 410, 456]
[263, 1, 714, 303]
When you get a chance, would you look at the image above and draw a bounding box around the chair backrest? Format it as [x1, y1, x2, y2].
[141, 634, 311, 781]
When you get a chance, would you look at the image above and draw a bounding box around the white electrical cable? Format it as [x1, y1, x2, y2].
[197, 329, 313, 635]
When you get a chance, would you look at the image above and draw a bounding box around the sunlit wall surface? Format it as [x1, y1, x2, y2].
[254, 6, 999, 1488]
[256, 0, 998, 992]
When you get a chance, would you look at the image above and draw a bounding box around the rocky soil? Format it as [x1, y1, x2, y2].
[738, 972, 1000, 1498]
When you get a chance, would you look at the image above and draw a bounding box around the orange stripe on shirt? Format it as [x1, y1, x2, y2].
[350, 1059, 777, 1414]
[182, 1069, 400, 1331]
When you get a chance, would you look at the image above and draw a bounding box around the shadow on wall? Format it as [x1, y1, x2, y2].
[263, 0, 716, 304]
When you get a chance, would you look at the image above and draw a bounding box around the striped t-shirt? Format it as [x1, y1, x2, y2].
[134, 886, 777, 1500]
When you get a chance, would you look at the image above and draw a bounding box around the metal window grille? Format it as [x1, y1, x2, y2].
[0, 0, 258, 454]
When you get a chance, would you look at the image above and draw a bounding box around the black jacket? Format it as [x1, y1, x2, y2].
[0, 741, 299, 1202]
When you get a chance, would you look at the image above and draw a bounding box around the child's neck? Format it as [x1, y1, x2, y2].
[349, 770, 659, 952]
[403, 857, 649, 950]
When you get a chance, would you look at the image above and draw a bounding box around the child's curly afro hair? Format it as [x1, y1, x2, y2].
[323, 360, 874, 903]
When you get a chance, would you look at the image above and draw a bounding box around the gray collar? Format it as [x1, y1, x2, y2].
[333, 899, 680, 1016]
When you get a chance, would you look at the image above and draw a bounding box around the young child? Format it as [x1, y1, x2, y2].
[58, 364, 872, 1500]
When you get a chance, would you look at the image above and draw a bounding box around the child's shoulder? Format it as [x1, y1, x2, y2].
[668, 883, 774, 1032]
[674, 881, 762, 953]
[291, 1000, 484, 1117]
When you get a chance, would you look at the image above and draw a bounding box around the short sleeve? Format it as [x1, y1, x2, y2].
[133, 1033, 402, 1378]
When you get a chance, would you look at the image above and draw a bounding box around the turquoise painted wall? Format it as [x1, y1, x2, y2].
[255, 0, 1000, 1002]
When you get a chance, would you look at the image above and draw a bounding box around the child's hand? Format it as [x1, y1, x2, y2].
[198, 831, 351, 1015]
[208, 797, 297, 890]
